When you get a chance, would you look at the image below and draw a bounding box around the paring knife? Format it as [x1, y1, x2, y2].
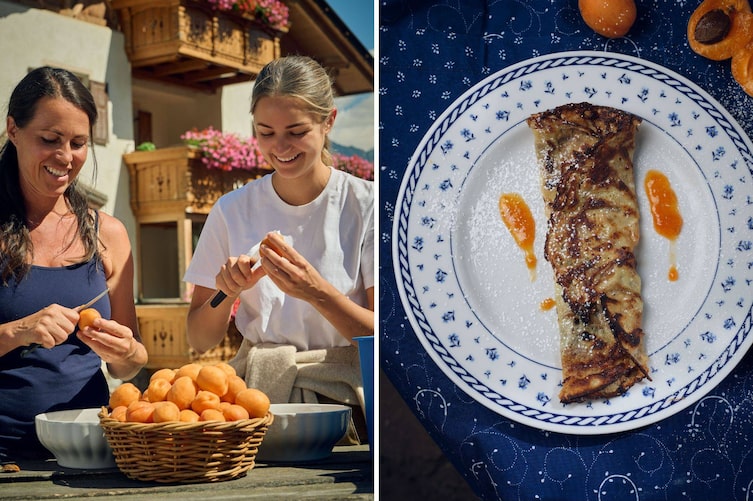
[21, 287, 110, 356]
[73, 287, 110, 312]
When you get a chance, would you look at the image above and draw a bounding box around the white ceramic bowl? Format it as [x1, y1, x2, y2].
[35, 408, 116, 469]
[257, 403, 352, 462]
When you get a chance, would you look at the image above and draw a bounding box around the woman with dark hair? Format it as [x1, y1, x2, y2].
[0, 67, 147, 460]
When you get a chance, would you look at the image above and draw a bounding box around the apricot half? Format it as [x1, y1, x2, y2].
[688, 0, 753, 60]
[732, 40, 753, 95]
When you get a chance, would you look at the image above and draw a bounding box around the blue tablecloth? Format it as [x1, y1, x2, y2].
[379, 1, 753, 500]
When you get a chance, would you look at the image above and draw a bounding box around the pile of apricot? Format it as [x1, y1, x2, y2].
[688, 0, 753, 95]
[106, 362, 270, 423]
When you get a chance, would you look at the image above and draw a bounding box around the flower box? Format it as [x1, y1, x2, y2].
[123, 145, 267, 217]
[111, 0, 283, 90]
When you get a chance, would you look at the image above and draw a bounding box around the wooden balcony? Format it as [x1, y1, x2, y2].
[111, 0, 283, 92]
[123, 145, 267, 217]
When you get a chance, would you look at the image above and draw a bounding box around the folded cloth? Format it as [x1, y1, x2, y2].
[229, 339, 365, 417]
[229, 339, 366, 444]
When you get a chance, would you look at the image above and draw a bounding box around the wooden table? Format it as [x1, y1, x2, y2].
[0, 445, 372, 500]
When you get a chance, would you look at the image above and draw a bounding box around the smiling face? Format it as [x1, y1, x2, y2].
[253, 95, 335, 181]
[6, 96, 90, 203]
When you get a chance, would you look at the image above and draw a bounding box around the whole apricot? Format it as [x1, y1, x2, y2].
[200, 408, 226, 422]
[214, 362, 237, 378]
[221, 375, 248, 403]
[579, 0, 637, 38]
[234, 388, 270, 419]
[175, 363, 202, 382]
[222, 404, 250, 422]
[126, 400, 155, 423]
[179, 409, 200, 423]
[196, 365, 229, 397]
[191, 390, 221, 414]
[109, 382, 141, 409]
[78, 308, 101, 330]
[167, 376, 198, 410]
[110, 405, 128, 422]
[153, 401, 181, 423]
[147, 378, 172, 402]
[150, 368, 176, 384]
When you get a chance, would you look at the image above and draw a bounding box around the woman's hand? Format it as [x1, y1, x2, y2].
[76, 316, 139, 364]
[259, 232, 328, 303]
[259, 232, 374, 343]
[6, 304, 79, 352]
[216, 253, 266, 300]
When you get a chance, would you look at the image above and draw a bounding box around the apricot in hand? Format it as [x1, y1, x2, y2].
[78, 308, 101, 330]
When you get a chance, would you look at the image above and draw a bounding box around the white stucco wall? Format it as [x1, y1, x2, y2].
[131, 78, 225, 148]
[220, 81, 254, 137]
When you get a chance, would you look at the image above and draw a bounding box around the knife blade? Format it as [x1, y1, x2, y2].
[74, 287, 110, 312]
[21, 287, 110, 356]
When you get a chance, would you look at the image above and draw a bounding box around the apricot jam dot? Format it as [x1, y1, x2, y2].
[498, 193, 537, 278]
[644, 170, 683, 281]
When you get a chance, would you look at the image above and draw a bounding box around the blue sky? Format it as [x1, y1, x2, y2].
[327, 0, 374, 50]
[326, 1, 375, 152]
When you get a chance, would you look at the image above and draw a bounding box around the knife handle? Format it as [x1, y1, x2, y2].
[210, 291, 227, 308]
[21, 343, 41, 357]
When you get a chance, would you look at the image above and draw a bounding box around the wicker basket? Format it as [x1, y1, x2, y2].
[98, 408, 273, 483]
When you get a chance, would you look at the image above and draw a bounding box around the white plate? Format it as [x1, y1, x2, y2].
[392, 51, 753, 435]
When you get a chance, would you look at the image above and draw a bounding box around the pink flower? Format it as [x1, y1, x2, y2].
[333, 153, 374, 181]
[181, 127, 269, 171]
[205, 0, 289, 31]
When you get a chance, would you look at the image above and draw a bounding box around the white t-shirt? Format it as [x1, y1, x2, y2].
[183, 167, 374, 351]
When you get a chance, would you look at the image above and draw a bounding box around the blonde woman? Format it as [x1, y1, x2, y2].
[184, 56, 374, 443]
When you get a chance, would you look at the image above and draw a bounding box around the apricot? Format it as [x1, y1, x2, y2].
[175, 362, 202, 382]
[179, 409, 200, 423]
[222, 403, 250, 421]
[126, 400, 155, 423]
[214, 362, 237, 378]
[200, 408, 226, 422]
[167, 376, 198, 410]
[732, 41, 753, 95]
[688, 0, 753, 60]
[110, 405, 128, 422]
[234, 388, 270, 419]
[261, 233, 286, 257]
[147, 378, 172, 403]
[150, 368, 176, 384]
[78, 308, 101, 330]
[196, 365, 229, 397]
[191, 390, 221, 414]
[109, 382, 141, 409]
[221, 375, 248, 403]
[153, 401, 181, 423]
[579, 0, 637, 38]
